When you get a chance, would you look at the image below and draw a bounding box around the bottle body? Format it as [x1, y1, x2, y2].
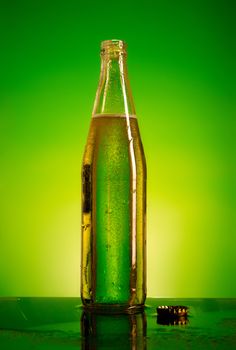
[81, 40, 146, 312]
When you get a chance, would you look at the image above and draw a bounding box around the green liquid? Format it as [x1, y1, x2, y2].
[81, 114, 146, 308]
[94, 116, 131, 303]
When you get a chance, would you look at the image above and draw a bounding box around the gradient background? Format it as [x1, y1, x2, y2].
[0, 0, 235, 297]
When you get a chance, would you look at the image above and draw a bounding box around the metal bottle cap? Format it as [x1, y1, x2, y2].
[157, 305, 189, 325]
[157, 305, 188, 317]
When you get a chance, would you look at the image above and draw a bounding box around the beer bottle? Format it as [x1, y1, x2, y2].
[81, 39, 146, 312]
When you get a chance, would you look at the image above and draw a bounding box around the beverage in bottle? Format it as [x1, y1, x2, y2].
[81, 39, 146, 312]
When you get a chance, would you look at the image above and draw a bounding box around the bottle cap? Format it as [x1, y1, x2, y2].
[156, 305, 189, 325]
[157, 305, 188, 317]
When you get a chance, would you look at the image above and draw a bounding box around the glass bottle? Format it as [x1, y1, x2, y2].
[81, 39, 146, 312]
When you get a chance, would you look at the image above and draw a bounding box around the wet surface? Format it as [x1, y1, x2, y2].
[0, 298, 236, 349]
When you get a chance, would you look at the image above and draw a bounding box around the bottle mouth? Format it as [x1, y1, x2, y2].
[100, 39, 127, 56]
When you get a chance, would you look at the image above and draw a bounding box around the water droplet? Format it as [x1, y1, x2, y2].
[82, 224, 90, 231]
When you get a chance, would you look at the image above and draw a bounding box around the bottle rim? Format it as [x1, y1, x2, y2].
[100, 39, 127, 55]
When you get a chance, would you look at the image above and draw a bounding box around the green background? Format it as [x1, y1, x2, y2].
[0, 0, 235, 297]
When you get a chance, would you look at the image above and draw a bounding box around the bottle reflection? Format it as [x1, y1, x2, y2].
[81, 311, 146, 350]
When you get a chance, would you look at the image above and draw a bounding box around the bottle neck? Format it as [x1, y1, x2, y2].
[92, 41, 136, 117]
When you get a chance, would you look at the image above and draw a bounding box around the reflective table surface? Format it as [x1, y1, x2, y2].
[0, 298, 236, 349]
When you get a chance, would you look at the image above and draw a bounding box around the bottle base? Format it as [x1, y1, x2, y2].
[82, 302, 145, 314]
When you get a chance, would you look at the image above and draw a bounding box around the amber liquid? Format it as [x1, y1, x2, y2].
[81, 114, 146, 311]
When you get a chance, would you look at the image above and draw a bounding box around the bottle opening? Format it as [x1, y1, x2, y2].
[101, 39, 127, 56]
